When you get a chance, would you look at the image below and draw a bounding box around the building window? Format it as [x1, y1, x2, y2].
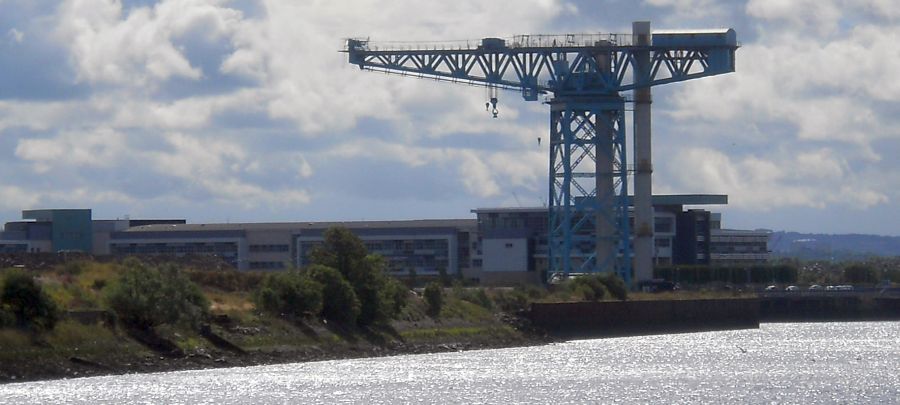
[654, 217, 674, 233]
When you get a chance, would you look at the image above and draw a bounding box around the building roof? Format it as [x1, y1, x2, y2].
[123, 218, 477, 233]
[653, 29, 734, 35]
[22, 209, 91, 222]
[712, 228, 771, 236]
[472, 194, 728, 213]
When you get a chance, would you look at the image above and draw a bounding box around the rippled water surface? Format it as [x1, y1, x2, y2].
[2, 322, 898, 404]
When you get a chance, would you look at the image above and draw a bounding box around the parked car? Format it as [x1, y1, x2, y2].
[808, 284, 824, 291]
[835, 285, 855, 291]
[765, 285, 779, 291]
[785, 285, 800, 292]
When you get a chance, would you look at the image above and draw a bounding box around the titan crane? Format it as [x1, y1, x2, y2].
[344, 22, 737, 285]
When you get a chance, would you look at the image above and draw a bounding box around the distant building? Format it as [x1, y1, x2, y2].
[0, 210, 185, 255]
[709, 228, 770, 266]
[0, 195, 768, 285]
[0, 209, 93, 253]
[107, 220, 479, 278]
[471, 194, 740, 285]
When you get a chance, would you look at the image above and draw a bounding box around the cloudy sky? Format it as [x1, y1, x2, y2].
[0, 0, 898, 235]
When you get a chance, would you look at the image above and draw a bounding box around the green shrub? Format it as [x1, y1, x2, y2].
[453, 284, 493, 309]
[104, 259, 208, 329]
[308, 265, 360, 324]
[1, 270, 59, 331]
[383, 277, 410, 317]
[188, 270, 264, 292]
[597, 273, 628, 301]
[492, 288, 530, 312]
[0, 305, 14, 328]
[254, 270, 323, 319]
[423, 282, 443, 317]
[569, 275, 608, 301]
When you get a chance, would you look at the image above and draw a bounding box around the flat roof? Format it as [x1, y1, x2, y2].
[124, 219, 477, 233]
[653, 29, 733, 35]
[473, 194, 727, 213]
[22, 209, 91, 222]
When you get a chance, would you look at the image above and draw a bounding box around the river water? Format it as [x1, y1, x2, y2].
[1, 322, 898, 404]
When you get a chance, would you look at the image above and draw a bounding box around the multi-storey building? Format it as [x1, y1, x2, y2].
[0, 195, 768, 285]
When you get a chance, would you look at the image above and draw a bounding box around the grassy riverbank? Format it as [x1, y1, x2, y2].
[0, 258, 551, 383]
[0, 290, 542, 383]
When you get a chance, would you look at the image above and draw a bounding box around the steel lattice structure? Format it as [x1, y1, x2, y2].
[344, 23, 737, 284]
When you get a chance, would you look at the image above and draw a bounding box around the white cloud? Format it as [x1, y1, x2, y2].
[0, 185, 40, 210]
[221, 0, 565, 134]
[7, 28, 24, 44]
[15, 127, 128, 173]
[56, 0, 242, 86]
[667, 147, 888, 210]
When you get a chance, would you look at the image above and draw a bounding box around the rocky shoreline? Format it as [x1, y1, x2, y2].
[1, 330, 548, 384]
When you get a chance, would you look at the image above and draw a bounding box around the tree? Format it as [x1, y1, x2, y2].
[843, 264, 877, 284]
[1, 270, 58, 331]
[438, 267, 450, 287]
[310, 227, 368, 282]
[423, 282, 443, 317]
[254, 270, 323, 319]
[307, 265, 360, 324]
[104, 259, 208, 329]
[309, 227, 400, 326]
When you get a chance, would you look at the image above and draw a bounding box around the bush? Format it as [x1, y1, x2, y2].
[492, 288, 530, 312]
[453, 283, 493, 309]
[254, 270, 323, 319]
[570, 275, 608, 301]
[188, 270, 264, 292]
[843, 264, 877, 284]
[383, 277, 409, 317]
[308, 265, 360, 324]
[1, 270, 59, 331]
[423, 282, 443, 317]
[0, 305, 14, 328]
[104, 259, 208, 329]
[597, 274, 628, 301]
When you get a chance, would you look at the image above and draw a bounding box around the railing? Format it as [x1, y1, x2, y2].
[344, 33, 635, 52]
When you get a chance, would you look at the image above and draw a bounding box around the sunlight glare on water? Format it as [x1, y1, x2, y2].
[1, 322, 898, 404]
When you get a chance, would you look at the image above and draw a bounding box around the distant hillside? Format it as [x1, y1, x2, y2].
[769, 231, 900, 260]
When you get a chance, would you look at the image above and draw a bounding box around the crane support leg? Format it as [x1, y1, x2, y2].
[633, 21, 654, 283]
[548, 98, 631, 284]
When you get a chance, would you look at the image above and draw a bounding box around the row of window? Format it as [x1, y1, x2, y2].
[249, 261, 286, 270]
[111, 243, 238, 255]
[249, 244, 289, 253]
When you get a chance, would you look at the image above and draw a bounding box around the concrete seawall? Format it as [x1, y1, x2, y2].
[759, 295, 900, 321]
[529, 299, 759, 338]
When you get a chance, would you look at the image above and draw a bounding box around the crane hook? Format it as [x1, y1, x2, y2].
[490, 96, 499, 118]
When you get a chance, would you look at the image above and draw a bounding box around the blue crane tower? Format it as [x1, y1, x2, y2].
[344, 22, 737, 285]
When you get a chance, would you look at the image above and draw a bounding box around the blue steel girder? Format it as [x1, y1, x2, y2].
[346, 39, 736, 99]
[548, 98, 631, 283]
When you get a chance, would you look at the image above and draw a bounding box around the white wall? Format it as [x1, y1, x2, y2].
[482, 238, 528, 272]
